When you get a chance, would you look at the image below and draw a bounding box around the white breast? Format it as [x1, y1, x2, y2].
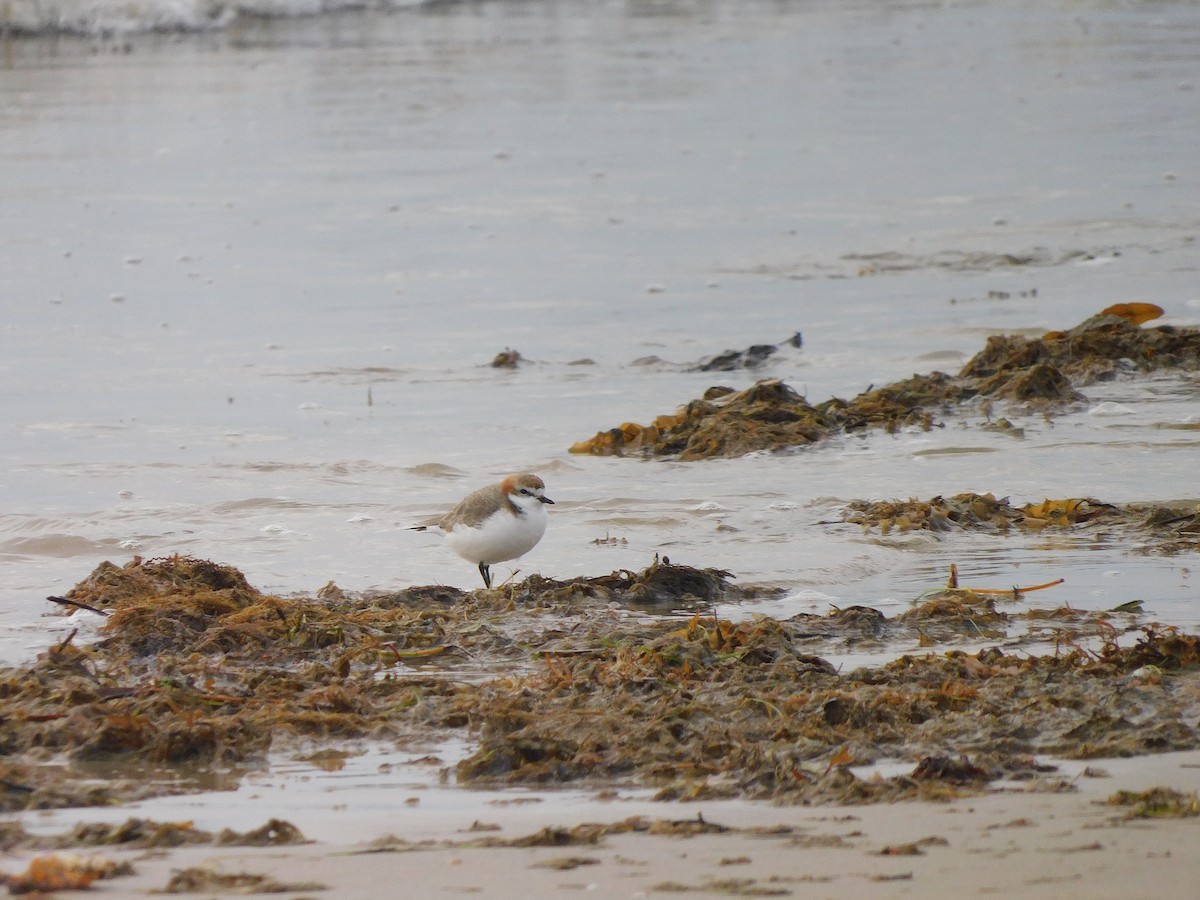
[444, 502, 548, 566]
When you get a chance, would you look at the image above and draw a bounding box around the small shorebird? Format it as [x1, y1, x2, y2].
[413, 473, 554, 589]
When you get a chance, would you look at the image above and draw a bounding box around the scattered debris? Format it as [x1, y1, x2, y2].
[689, 335, 802, 372]
[651, 876, 791, 895]
[910, 756, 991, 785]
[592, 533, 629, 547]
[491, 348, 522, 368]
[530, 855, 600, 870]
[45, 595, 110, 616]
[877, 835, 949, 856]
[846, 248, 1107, 275]
[216, 819, 309, 847]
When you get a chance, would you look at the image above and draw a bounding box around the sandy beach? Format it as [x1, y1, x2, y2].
[4, 750, 1198, 898]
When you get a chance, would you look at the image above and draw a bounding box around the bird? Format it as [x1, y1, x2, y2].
[412, 473, 554, 589]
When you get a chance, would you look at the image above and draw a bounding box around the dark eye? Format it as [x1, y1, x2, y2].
[520, 488, 531, 495]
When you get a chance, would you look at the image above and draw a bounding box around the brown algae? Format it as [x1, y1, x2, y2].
[570, 306, 1200, 459]
[838, 494, 1200, 554]
[3, 555, 1199, 813]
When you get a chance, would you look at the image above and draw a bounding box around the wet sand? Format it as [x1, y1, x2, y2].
[6, 750, 1199, 898]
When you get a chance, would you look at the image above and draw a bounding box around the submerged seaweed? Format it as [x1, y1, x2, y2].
[3, 556, 1199, 811]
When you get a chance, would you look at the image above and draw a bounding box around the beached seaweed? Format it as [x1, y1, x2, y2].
[2, 556, 1199, 812]
[838, 494, 1200, 554]
[570, 305, 1200, 459]
[0, 853, 132, 894]
[1105, 786, 1200, 819]
[161, 867, 327, 894]
[0, 817, 307, 853]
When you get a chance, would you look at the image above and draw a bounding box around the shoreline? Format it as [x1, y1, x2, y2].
[6, 750, 1200, 898]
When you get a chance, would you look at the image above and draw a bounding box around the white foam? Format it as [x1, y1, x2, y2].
[1088, 400, 1136, 417]
[0, 0, 425, 36]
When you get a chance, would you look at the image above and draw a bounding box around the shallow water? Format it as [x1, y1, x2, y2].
[2, 0, 1199, 678]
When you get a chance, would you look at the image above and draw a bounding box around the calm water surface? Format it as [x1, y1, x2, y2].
[2, 0, 1198, 673]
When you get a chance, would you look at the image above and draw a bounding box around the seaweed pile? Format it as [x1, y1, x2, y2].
[4, 556, 1199, 812]
[839, 494, 1200, 554]
[452, 609, 1200, 804]
[570, 304, 1200, 459]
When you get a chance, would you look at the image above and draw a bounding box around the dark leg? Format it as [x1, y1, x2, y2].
[478, 562, 492, 589]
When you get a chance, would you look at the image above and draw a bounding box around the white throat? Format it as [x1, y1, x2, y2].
[509, 493, 548, 517]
